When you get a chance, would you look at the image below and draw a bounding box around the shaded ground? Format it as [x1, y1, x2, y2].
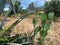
[0, 15, 60, 45]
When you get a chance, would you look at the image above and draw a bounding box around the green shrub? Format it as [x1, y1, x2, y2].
[44, 0, 60, 17]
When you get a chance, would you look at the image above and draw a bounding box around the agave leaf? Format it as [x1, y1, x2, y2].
[22, 42, 33, 45]
[0, 0, 6, 15]
[17, 36, 31, 39]
[0, 8, 11, 29]
[7, 43, 22, 45]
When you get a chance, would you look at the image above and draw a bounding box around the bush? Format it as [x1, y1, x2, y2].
[44, 0, 60, 17]
[32, 12, 54, 45]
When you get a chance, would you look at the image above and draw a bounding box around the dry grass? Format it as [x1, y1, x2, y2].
[0, 15, 60, 45]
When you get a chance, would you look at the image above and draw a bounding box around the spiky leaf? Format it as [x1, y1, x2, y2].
[7, 43, 22, 45]
[0, 0, 6, 15]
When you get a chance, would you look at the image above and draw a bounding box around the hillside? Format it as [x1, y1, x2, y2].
[0, 15, 60, 45]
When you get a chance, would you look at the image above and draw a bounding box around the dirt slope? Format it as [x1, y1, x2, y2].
[0, 15, 60, 45]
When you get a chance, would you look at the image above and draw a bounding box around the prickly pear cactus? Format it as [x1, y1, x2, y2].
[0, 0, 6, 15]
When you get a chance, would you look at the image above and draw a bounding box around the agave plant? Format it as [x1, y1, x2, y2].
[0, 0, 20, 29]
[0, 0, 38, 30]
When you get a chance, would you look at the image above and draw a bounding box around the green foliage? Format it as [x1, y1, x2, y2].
[32, 26, 41, 38]
[38, 13, 47, 20]
[14, 1, 21, 13]
[28, 2, 35, 10]
[33, 19, 36, 25]
[48, 12, 54, 21]
[32, 19, 36, 28]
[0, 26, 33, 45]
[9, 0, 21, 15]
[45, 21, 51, 31]
[0, 1, 55, 45]
[0, 33, 32, 45]
[32, 12, 54, 45]
[44, 0, 60, 17]
[40, 30, 47, 38]
[41, 20, 46, 29]
[19, 9, 28, 15]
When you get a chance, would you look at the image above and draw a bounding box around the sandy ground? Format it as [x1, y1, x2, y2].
[0, 15, 60, 45]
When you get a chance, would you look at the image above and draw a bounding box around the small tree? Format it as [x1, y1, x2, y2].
[28, 2, 35, 10]
[44, 0, 60, 17]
